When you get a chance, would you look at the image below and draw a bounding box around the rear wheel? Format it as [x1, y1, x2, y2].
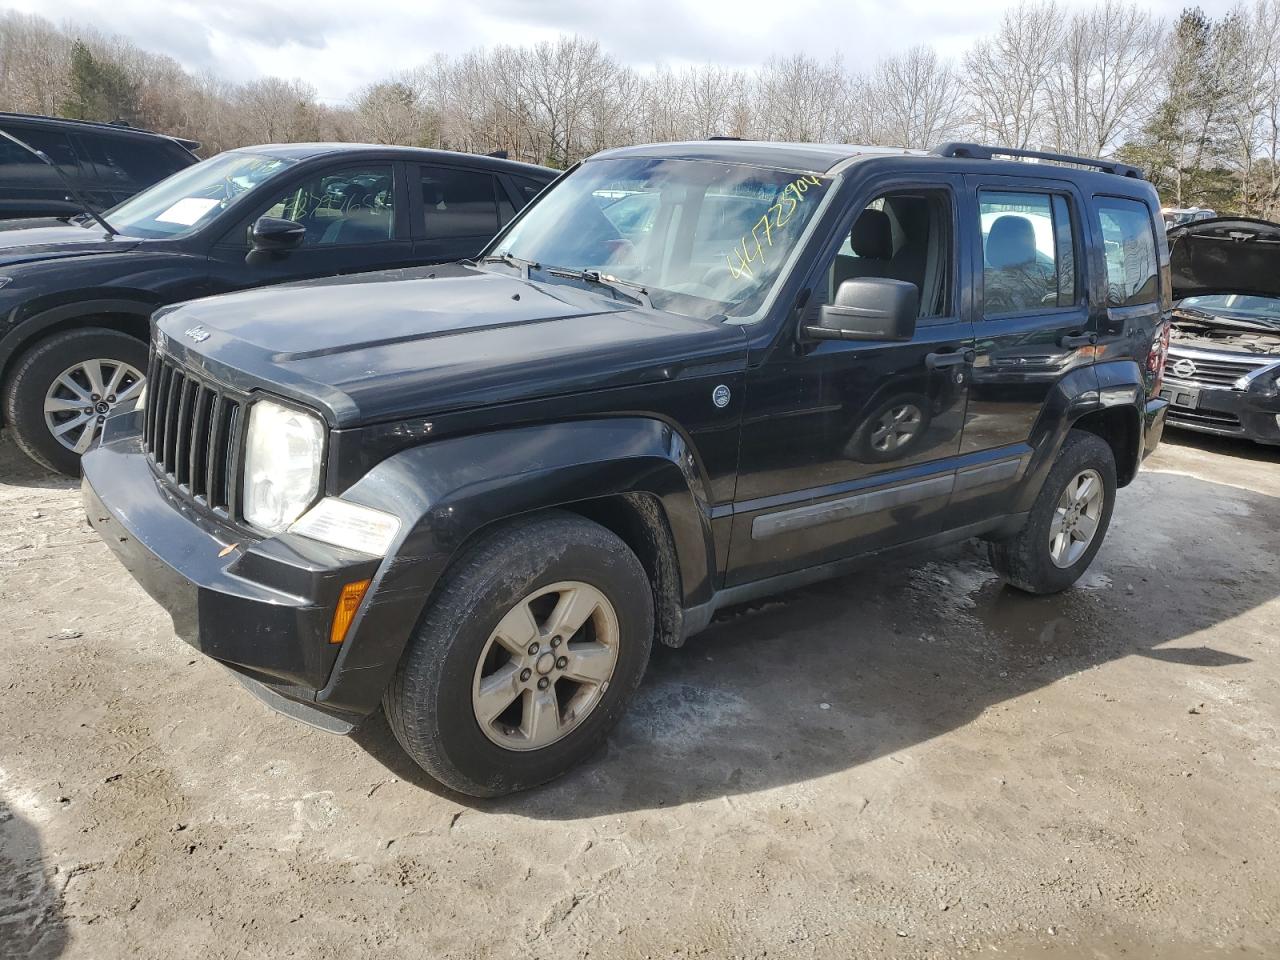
[2, 328, 147, 475]
[988, 430, 1117, 594]
[384, 511, 654, 797]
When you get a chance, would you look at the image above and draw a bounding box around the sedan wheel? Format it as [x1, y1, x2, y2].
[43, 358, 145, 454]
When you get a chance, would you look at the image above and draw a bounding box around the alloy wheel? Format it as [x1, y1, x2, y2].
[471, 581, 620, 751]
[43, 358, 144, 454]
[1049, 468, 1104, 568]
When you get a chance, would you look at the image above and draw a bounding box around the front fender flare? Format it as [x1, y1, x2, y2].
[315, 417, 717, 716]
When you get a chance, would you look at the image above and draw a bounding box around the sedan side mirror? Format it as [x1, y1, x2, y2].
[805, 277, 919, 342]
[246, 216, 306, 265]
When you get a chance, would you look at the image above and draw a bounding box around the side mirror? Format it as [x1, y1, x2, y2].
[804, 277, 919, 342]
[246, 216, 305, 265]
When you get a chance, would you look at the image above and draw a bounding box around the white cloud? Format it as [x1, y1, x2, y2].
[1, 0, 1242, 102]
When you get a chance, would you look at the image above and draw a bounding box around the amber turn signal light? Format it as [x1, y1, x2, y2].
[330, 578, 371, 644]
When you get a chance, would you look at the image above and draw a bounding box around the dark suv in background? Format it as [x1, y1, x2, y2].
[0, 113, 199, 220]
[84, 140, 1171, 797]
[0, 143, 555, 473]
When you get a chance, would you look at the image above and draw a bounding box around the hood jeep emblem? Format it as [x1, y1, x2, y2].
[712, 384, 731, 408]
[1171, 358, 1196, 379]
[184, 325, 210, 343]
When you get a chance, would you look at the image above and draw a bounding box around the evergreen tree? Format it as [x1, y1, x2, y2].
[61, 40, 139, 124]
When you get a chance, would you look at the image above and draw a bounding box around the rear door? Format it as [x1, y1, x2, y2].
[205, 160, 415, 294]
[411, 163, 511, 263]
[954, 174, 1095, 519]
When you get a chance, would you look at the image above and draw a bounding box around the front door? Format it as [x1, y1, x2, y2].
[953, 175, 1096, 520]
[206, 161, 414, 294]
[728, 179, 975, 586]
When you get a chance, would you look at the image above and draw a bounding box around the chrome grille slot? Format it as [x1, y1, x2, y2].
[143, 350, 243, 514]
[1166, 349, 1273, 388]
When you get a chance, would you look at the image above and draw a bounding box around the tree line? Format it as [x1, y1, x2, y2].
[2, 2, 1279, 216]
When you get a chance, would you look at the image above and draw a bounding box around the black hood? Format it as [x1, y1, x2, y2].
[156, 263, 747, 426]
[0, 219, 140, 268]
[1168, 217, 1280, 300]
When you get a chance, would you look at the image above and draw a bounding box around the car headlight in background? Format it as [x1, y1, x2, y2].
[242, 399, 324, 533]
[290, 498, 401, 556]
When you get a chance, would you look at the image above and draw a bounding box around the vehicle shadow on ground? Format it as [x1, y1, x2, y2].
[355, 465, 1274, 817]
[0, 796, 69, 959]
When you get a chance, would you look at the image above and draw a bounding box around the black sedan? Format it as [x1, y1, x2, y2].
[0, 143, 555, 474]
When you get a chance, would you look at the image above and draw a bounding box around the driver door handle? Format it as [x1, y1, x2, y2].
[925, 349, 975, 370]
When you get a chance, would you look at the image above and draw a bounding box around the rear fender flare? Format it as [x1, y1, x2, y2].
[1015, 360, 1143, 512]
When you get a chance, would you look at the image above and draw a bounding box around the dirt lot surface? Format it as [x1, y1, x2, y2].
[2, 426, 1278, 960]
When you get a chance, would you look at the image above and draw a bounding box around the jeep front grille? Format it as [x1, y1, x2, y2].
[142, 351, 242, 513]
[1165, 348, 1274, 388]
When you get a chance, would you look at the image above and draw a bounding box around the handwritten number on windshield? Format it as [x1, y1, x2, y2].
[726, 175, 822, 280]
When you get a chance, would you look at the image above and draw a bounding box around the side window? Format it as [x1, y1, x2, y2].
[255, 165, 395, 246]
[0, 126, 79, 174]
[510, 176, 546, 208]
[824, 188, 954, 319]
[420, 167, 499, 240]
[979, 190, 1077, 316]
[1095, 197, 1158, 306]
[80, 135, 184, 185]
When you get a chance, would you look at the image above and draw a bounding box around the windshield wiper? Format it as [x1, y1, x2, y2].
[477, 251, 540, 280]
[545, 266, 652, 308]
[0, 128, 117, 236]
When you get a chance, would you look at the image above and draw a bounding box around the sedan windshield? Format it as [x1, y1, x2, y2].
[492, 157, 835, 321]
[105, 151, 296, 239]
[1180, 294, 1280, 327]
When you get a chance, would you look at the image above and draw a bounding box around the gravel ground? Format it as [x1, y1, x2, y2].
[1, 426, 1278, 960]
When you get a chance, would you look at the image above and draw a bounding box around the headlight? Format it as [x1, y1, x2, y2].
[242, 399, 324, 533]
[290, 498, 401, 556]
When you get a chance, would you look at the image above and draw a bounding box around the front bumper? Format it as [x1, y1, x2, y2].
[1160, 378, 1280, 445]
[82, 410, 386, 728]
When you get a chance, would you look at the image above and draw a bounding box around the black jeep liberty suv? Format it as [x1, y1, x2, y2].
[83, 141, 1172, 797]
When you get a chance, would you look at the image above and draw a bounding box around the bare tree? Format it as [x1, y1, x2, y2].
[866, 46, 964, 149]
[963, 1, 1064, 148]
[1046, 0, 1160, 155]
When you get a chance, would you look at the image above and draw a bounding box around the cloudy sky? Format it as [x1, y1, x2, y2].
[3, 0, 1240, 103]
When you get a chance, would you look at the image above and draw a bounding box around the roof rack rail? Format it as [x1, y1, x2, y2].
[931, 142, 1144, 180]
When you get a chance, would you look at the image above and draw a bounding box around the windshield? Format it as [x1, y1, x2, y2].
[1180, 294, 1280, 325]
[104, 151, 296, 239]
[492, 157, 835, 321]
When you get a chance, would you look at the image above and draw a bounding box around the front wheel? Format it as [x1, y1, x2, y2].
[384, 511, 654, 797]
[2, 328, 147, 475]
[988, 430, 1117, 594]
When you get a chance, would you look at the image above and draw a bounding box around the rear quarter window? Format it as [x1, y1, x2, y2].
[1094, 197, 1159, 306]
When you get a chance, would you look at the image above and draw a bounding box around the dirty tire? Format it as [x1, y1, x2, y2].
[988, 430, 1117, 594]
[383, 511, 654, 797]
[2, 327, 148, 476]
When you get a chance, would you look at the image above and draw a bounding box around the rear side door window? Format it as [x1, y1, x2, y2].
[420, 166, 501, 241]
[79, 135, 185, 187]
[979, 190, 1077, 316]
[1094, 197, 1158, 306]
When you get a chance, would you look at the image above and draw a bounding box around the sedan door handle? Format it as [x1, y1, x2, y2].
[925, 349, 974, 370]
[1058, 332, 1097, 348]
